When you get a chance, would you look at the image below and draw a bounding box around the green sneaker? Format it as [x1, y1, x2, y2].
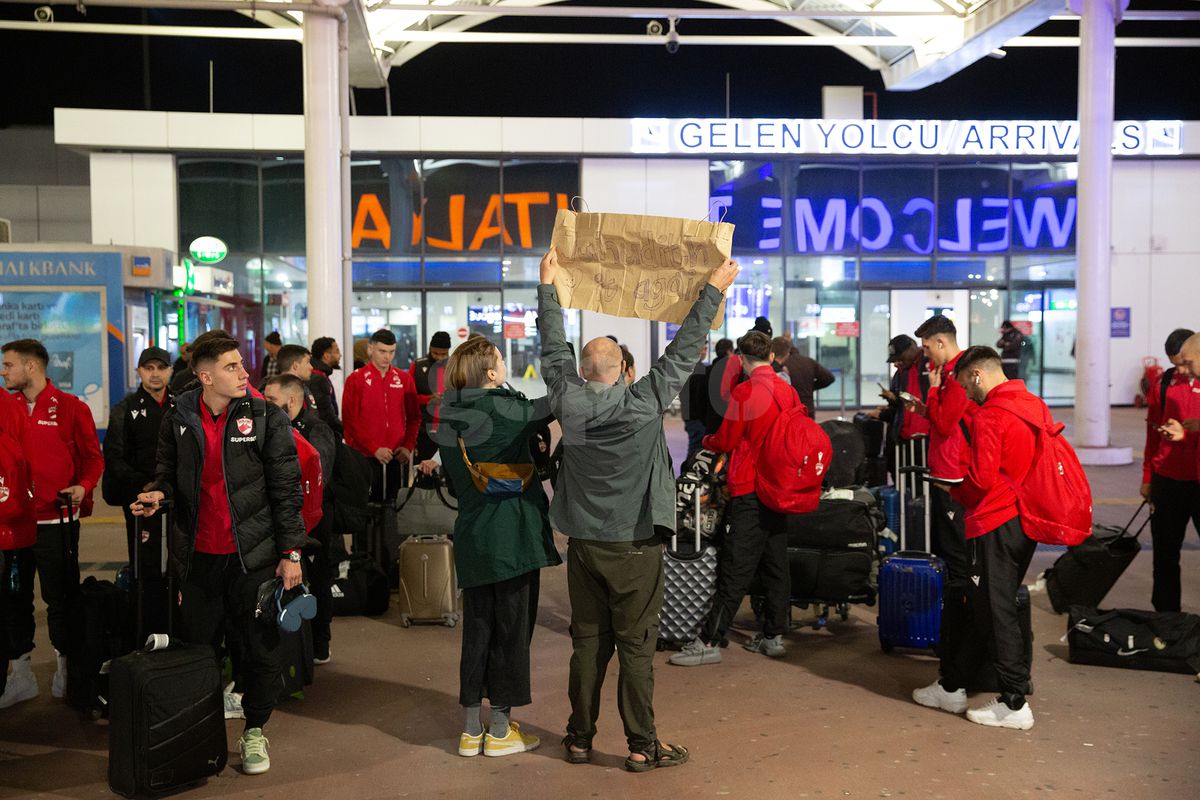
[238, 728, 271, 775]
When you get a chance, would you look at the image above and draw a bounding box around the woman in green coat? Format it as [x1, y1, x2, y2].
[436, 336, 561, 760]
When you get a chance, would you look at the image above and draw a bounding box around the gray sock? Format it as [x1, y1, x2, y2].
[464, 704, 483, 736]
[489, 705, 511, 738]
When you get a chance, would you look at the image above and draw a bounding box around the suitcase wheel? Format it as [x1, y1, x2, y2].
[443, 614, 457, 628]
[399, 615, 411, 628]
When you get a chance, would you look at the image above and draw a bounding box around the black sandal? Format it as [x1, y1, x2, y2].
[562, 735, 590, 764]
[624, 741, 689, 773]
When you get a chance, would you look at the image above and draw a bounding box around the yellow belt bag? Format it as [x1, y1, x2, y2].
[458, 436, 535, 497]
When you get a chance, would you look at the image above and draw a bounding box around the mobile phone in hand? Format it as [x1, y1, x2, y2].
[899, 391, 918, 403]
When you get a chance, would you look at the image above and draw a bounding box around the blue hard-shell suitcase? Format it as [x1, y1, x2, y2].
[879, 487, 900, 550]
[878, 437, 942, 651]
[878, 552, 945, 651]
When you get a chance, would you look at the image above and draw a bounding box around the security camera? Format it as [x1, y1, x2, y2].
[665, 17, 680, 54]
[34, 6, 54, 23]
[646, 20, 663, 36]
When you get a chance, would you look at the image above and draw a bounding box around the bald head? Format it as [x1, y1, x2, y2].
[581, 337, 625, 384]
[1178, 332, 1200, 379]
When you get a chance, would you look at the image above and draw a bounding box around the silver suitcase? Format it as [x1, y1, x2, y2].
[658, 477, 718, 647]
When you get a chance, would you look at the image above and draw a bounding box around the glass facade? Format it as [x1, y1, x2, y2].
[177, 155, 1077, 404]
[709, 158, 1078, 406]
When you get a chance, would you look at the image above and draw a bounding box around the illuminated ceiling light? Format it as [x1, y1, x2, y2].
[753, 258, 765, 265]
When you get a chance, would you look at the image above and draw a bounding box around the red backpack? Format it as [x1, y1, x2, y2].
[994, 403, 1093, 546]
[756, 402, 832, 515]
[292, 429, 325, 534]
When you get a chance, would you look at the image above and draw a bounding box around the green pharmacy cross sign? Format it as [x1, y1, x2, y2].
[188, 236, 228, 265]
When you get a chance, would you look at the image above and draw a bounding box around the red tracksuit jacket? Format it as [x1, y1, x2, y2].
[952, 380, 1040, 539]
[925, 351, 975, 482]
[702, 365, 800, 498]
[342, 364, 419, 458]
[0, 389, 36, 550]
[21, 382, 104, 522]
[1143, 368, 1200, 483]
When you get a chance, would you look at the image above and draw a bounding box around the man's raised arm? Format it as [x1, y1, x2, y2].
[537, 246, 577, 395]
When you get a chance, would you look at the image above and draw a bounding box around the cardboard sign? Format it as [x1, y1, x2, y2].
[550, 209, 732, 330]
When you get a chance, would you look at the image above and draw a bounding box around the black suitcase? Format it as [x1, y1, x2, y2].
[108, 641, 227, 798]
[658, 477, 719, 648]
[853, 411, 886, 458]
[819, 420, 867, 488]
[1067, 606, 1200, 675]
[1045, 502, 1150, 614]
[65, 576, 134, 720]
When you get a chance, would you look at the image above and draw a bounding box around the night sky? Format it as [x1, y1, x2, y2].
[0, 1, 1197, 127]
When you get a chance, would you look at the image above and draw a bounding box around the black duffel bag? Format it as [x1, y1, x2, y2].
[330, 553, 390, 617]
[1067, 606, 1200, 676]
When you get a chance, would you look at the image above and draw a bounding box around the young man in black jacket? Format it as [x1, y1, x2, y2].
[134, 333, 306, 777]
[264, 374, 338, 664]
[103, 347, 175, 566]
[309, 337, 343, 438]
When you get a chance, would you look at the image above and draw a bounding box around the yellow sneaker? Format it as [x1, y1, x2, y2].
[458, 731, 485, 757]
[483, 722, 540, 757]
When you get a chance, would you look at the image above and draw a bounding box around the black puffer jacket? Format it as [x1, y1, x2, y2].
[102, 386, 174, 506]
[151, 388, 306, 580]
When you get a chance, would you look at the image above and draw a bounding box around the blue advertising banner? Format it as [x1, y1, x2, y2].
[0, 251, 126, 429]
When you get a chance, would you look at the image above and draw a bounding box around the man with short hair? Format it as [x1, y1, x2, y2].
[907, 315, 977, 715]
[103, 347, 176, 567]
[671, 330, 797, 667]
[1146, 329, 1200, 612]
[769, 336, 833, 415]
[938, 346, 1043, 730]
[261, 332, 283, 382]
[309, 337, 343, 438]
[1, 338, 104, 698]
[539, 246, 739, 771]
[342, 329, 419, 504]
[410, 331, 451, 462]
[263, 374, 337, 663]
[135, 333, 306, 775]
[869, 335, 932, 471]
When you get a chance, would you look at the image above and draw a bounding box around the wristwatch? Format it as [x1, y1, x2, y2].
[284, 550, 302, 563]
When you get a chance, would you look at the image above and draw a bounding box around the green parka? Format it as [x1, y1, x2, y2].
[435, 388, 561, 589]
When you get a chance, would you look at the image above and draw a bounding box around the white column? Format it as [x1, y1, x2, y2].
[1071, 0, 1131, 464]
[303, 7, 344, 360]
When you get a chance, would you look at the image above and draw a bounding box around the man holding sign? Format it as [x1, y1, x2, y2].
[538, 244, 738, 772]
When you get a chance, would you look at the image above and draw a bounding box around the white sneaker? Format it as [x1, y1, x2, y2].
[743, 634, 786, 658]
[912, 680, 968, 714]
[51, 653, 67, 699]
[668, 638, 722, 667]
[967, 698, 1035, 730]
[224, 682, 245, 720]
[0, 657, 39, 710]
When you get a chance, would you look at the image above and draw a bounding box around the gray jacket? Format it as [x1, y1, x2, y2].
[538, 282, 723, 542]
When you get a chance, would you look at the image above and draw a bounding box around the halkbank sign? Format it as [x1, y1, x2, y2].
[631, 119, 1183, 157]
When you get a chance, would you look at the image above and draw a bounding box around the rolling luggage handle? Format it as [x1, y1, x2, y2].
[895, 435, 931, 553]
[1116, 499, 1152, 541]
[56, 490, 80, 607]
[136, 499, 174, 641]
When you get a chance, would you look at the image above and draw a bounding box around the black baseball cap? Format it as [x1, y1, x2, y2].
[886, 335, 916, 363]
[137, 346, 172, 368]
